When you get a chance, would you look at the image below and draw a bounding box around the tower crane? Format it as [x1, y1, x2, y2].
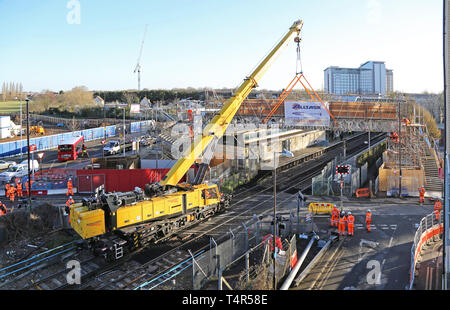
[134, 25, 148, 91]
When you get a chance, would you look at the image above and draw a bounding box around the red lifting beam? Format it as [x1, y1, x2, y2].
[262, 74, 337, 126]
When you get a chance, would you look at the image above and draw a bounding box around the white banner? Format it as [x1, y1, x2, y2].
[130, 104, 140, 114]
[284, 101, 330, 127]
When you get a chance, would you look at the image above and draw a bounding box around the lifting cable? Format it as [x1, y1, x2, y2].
[295, 37, 303, 75]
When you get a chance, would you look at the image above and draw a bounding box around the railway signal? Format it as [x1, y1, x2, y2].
[336, 165, 351, 210]
[336, 164, 351, 176]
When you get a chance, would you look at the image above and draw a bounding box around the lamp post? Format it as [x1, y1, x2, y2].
[121, 106, 126, 157]
[25, 97, 31, 212]
[297, 190, 306, 235]
[398, 98, 403, 198]
[15, 97, 23, 159]
[272, 148, 294, 290]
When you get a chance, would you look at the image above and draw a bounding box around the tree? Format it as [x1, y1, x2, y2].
[61, 86, 94, 113]
[31, 90, 57, 113]
[1, 82, 6, 102]
[404, 98, 441, 140]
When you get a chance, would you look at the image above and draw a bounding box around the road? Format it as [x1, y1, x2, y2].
[1, 131, 149, 172]
[294, 199, 434, 290]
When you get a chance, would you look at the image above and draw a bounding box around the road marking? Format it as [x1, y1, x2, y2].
[378, 223, 397, 289]
[388, 236, 394, 248]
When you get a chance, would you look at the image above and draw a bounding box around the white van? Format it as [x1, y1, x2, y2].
[19, 160, 40, 171]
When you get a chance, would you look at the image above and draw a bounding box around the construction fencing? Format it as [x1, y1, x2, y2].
[191, 212, 303, 290]
[208, 159, 259, 194]
[192, 215, 263, 289]
[409, 211, 443, 290]
[0, 120, 156, 158]
[0, 125, 115, 158]
[386, 176, 419, 197]
[312, 158, 360, 197]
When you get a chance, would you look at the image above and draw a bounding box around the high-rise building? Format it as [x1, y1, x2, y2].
[324, 61, 393, 95]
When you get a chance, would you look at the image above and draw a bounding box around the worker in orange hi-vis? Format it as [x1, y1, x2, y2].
[0, 201, 6, 216]
[4, 183, 10, 198]
[8, 185, 16, 203]
[366, 210, 372, 232]
[67, 177, 74, 196]
[338, 212, 347, 236]
[330, 205, 339, 227]
[66, 196, 75, 224]
[418, 186, 425, 205]
[434, 200, 442, 220]
[347, 211, 355, 236]
[16, 181, 23, 198]
[25, 181, 29, 196]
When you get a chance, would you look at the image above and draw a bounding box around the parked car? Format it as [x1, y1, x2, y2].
[0, 162, 39, 184]
[0, 160, 16, 170]
[103, 140, 121, 156]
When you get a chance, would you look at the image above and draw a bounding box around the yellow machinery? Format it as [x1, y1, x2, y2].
[30, 122, 45, 136]
[70, 20, 304, 261]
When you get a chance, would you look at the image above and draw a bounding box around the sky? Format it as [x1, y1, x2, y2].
[0, 0, 444, 94]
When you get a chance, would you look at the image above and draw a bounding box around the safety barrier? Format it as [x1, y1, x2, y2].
[308, 202, 334, 214]
[130, 120, 155, 133]
[356, 188, 370, 198]
[0, 120, 156, 158]
[0, 125, 116, 158]
[18, 169, 78, 192]
[408, 211, 443, 290]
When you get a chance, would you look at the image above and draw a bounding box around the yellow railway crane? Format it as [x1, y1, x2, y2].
[70, 20, 304, 261]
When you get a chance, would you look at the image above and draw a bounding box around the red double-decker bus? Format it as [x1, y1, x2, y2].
[58, 136, 84, 161]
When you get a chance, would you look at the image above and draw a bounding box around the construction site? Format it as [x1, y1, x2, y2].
[0, 8, 447, 297]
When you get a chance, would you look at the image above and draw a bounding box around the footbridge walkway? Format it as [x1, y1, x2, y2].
[237, 99, 399, 132]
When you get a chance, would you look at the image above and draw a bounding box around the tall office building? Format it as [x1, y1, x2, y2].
[324, 61, 393, 95]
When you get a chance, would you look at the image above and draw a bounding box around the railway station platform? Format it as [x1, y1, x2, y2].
[274, 133, 363, 173]
[276, 145, 327, 172]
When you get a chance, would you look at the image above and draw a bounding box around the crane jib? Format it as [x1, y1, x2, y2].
[160, 20, 303, 186]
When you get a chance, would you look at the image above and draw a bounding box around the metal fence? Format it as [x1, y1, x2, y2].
[133, 211, 307, 290]
[409, 211, 443, 290]
[193, 215, 262, 289]
[374, 175, 379, 195]
[360, 162, 368, 187]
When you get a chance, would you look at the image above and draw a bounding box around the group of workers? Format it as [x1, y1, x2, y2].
[1, 177, 76, 219]
[330, 205, 372, 236]
[418, 186, 442, 220]
[4, 180, 32, 203]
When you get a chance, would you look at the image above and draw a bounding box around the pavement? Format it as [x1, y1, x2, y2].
[413, 241, 442, 290]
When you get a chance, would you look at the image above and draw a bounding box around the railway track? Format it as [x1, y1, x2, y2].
[0, 239, 83, 289]
[3, 132, 385, 290]
[92, 133, 385, 290]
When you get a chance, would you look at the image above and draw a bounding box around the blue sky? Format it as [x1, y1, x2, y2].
[0, 0, 444, 93]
